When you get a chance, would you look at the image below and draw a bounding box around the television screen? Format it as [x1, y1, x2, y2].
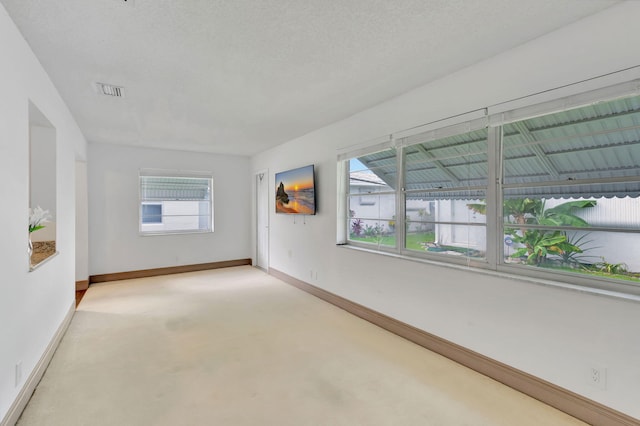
[275, 164, 316, 215]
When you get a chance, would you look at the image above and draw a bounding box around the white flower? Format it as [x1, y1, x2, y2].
[29, 206, 51, 233]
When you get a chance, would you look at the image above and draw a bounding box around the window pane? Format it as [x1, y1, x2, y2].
[404, 128, 488, 191]
[348, 219, 396, 248]
[140, 176, 211, 201]
[503, 187, 640, 230]
[415, 224, 485, 258]
[348, 193, 396, 248]
[406, 193, 486, 258]
[501, 217, 640, 286]
[347, 149, 397, 249]
[349, 149, 397, 194]
[402, 127, 488, 259]
[349, 193, 395, 221]
[503, 227, 640, 283]
[503, 95, 640, 186]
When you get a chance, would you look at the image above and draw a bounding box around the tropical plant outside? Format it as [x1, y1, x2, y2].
[557, 232, 599, 267]
[351, 219, 363, 237]
[467, 198, 596, 265]
[467, 198, 639, 281]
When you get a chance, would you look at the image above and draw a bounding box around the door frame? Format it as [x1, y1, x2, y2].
[254, 169, 269, 271]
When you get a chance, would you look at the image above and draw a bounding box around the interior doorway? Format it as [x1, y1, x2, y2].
[255, 170, 269, 271]
[75, 160, 89, 281]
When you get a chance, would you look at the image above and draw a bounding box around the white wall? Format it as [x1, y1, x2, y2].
[0, 5, 86, 422]
[251, 3, 640, 418]
[29, 125, 57, 220]
[88, 143, 251, 275]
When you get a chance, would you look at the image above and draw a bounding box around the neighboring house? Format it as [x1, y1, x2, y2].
[140, 200, 211, 233]
[348, 170, 393, 232]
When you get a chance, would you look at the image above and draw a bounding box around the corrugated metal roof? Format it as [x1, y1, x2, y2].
[403, 128, 488, 191]
[355, 93, 640, 199]
[502, 95, 640, 188]
[503, 182, 640, 200]
[140, 176, 211, 201]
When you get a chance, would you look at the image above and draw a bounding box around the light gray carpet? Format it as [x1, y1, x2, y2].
[18, 266, 585, 425]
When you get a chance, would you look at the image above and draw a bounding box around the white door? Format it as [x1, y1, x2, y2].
[256, 171, 269, 271]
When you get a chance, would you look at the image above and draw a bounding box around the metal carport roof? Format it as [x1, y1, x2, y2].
[353, 93, 640, 200]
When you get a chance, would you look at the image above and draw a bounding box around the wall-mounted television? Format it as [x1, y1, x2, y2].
[275, 164, 316, 215]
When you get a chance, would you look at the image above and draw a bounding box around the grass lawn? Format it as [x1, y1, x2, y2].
[406, 232, 435, 250]
[350, 232, 435, 250]
[351, 231, 637, 281]
[537, 263, 640, 282]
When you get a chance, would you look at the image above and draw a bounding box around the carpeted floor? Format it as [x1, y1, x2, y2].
[18, 266, 586, 425]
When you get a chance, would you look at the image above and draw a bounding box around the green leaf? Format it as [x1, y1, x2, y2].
[29, 225, 45, 233]
[466, 203, 487, 215]
[511, 248, 528, 258]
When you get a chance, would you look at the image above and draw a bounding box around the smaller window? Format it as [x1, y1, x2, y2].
[139, 171, 213, 235]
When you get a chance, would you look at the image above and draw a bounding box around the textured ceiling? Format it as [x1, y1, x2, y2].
[2, 0, 618, 156]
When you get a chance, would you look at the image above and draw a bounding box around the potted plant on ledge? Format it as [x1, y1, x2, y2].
[28, 206, 51, 257]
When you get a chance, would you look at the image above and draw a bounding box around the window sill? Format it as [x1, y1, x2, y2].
[338, 244, 640, 304]
[139, 230, 213, 237]
[30, 251, 59, 272]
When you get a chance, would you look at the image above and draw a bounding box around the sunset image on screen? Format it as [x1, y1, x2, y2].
[275, 165, 316, 215]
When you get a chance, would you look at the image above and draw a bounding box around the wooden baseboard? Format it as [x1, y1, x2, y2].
[1, 302, 75, 426]
[89, 258, 252, 284]
[75, 280, 89, 291]
[269, 268, 639, 426]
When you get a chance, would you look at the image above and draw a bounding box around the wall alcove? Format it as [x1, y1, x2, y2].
[28, 101, 57, 269]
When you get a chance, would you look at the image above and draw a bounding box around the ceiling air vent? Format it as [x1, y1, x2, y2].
[96, 82, 125, 98]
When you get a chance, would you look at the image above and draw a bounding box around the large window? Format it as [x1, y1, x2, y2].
[139, 171, 213, 235]
[339, 84, 640, 295]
